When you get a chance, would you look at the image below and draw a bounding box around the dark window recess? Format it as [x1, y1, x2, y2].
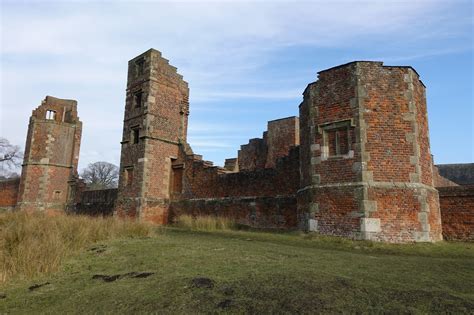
[134, 91, 143, 108]
[131, 127, 140, 144]
[124, 167, 134, 186]
[328, 127, 350, 156]
[136, 59, 145, 76]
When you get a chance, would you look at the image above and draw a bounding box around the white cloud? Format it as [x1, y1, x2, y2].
[1, 0, 471, 167]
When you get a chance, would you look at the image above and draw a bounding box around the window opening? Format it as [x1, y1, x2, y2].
[46, 110, 56, 120]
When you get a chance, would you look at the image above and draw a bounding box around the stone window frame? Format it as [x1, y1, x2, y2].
[318, 119, 355, 160]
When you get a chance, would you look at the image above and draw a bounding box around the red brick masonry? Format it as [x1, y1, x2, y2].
[4, 49, 472, 243]
[438, 186, 474, 241]
[0, 179, 20, 210]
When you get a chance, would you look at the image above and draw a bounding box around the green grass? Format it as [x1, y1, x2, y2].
[1, 228, 473, 314]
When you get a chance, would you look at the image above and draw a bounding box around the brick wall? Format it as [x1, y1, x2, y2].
[439, 186, 474, 241]
[72, 188, 118, 216]
[170, 144, 300, 228]
[116, 49, 189, 224]
[0, 178, 20, 211]
[298, 61, 442, 242]
[17, 96, 82, 214]
[238, 117, 299, 171]
[181, 147, 299, 199]
[436, 163, 474, 185]
[170, 196, 297, 229]
[433, 165, 458, 187]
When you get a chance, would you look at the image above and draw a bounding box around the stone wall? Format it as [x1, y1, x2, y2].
[0, 178, 20, 211]
[439, 185, 474, 241]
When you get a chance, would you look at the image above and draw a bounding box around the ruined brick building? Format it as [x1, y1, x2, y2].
[1, 49, 472, 242]
[16, 96, 82, 214]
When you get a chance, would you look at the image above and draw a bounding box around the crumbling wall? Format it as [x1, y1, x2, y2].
[17, 96, 82, 214]
[170, 196, 297, 229]
[439, 186, 474, 241]
[115, 49, 189, 224]
[170, 139, 300, 228]
[73, 189, 118, 216]
[238, 117, 299, 171]
[0, 178, 20, 211]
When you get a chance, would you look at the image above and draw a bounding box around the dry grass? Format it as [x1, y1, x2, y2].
[0, 211, 152, 284]
[175, 214, 235, 231]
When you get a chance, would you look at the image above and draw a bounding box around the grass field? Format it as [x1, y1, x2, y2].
[1, 225, 473, 314]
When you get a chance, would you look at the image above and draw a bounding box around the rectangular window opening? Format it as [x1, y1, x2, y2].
[134, 91, 143, 108]
[46, 110, 56, 120]
[136, 58, 145, 76]
[124, 167, 134, 187]
[131, 126, 140, 144]
[326, 126, 351, 157]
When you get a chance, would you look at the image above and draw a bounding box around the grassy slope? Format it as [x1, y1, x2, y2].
[1, 228, 473, 314]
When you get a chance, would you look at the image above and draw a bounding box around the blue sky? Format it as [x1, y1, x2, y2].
[1, 0, 472, 171]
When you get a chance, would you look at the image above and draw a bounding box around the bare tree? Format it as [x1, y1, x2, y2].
[80, 161, 119, 189]
[0, 137, 23, 179]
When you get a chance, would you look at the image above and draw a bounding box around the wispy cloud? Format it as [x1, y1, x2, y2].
[1, 0, 471, 168]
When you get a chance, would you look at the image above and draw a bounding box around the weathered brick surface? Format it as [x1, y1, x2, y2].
[77, 50, 451, 243]
[439, 186, 474, 241]
[238, 117, 299, 171]
[433, 165, 458, 187]
[17, 96, 82, 213]
[298, 62, 442, 242]
[170, 196, 298, 229]
[72, 188, 117, 216]
[115, 49, 189, 224]
[181, 147, 299, 199]
[0, 178, 20, 210]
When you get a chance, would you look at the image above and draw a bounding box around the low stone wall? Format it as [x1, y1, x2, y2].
[170, 195, 298, 229]
[439, 185, 474, 241]
[71, 188, 118, 216]
[0, 178, 20, 211]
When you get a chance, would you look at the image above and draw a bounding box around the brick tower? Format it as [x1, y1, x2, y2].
[298, 62, 442, 242]
[17, 96, 82, 214]
[115, 49, 189, 224]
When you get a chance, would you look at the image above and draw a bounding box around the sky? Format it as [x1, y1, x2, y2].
[0, 0, 473, 173]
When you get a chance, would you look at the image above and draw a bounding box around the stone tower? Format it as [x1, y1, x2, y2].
[17, 96, 82, 214]
[298, 62, 442, 242]
[115, 49, 189, 224]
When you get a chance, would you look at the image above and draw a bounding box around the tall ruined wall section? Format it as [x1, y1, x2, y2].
[298, 62, 442, 242]
[115, 49, 189, 224]
[17, 96, 82, 213]
[170, 117, 300, 229]
[238, 117, 299, 171]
